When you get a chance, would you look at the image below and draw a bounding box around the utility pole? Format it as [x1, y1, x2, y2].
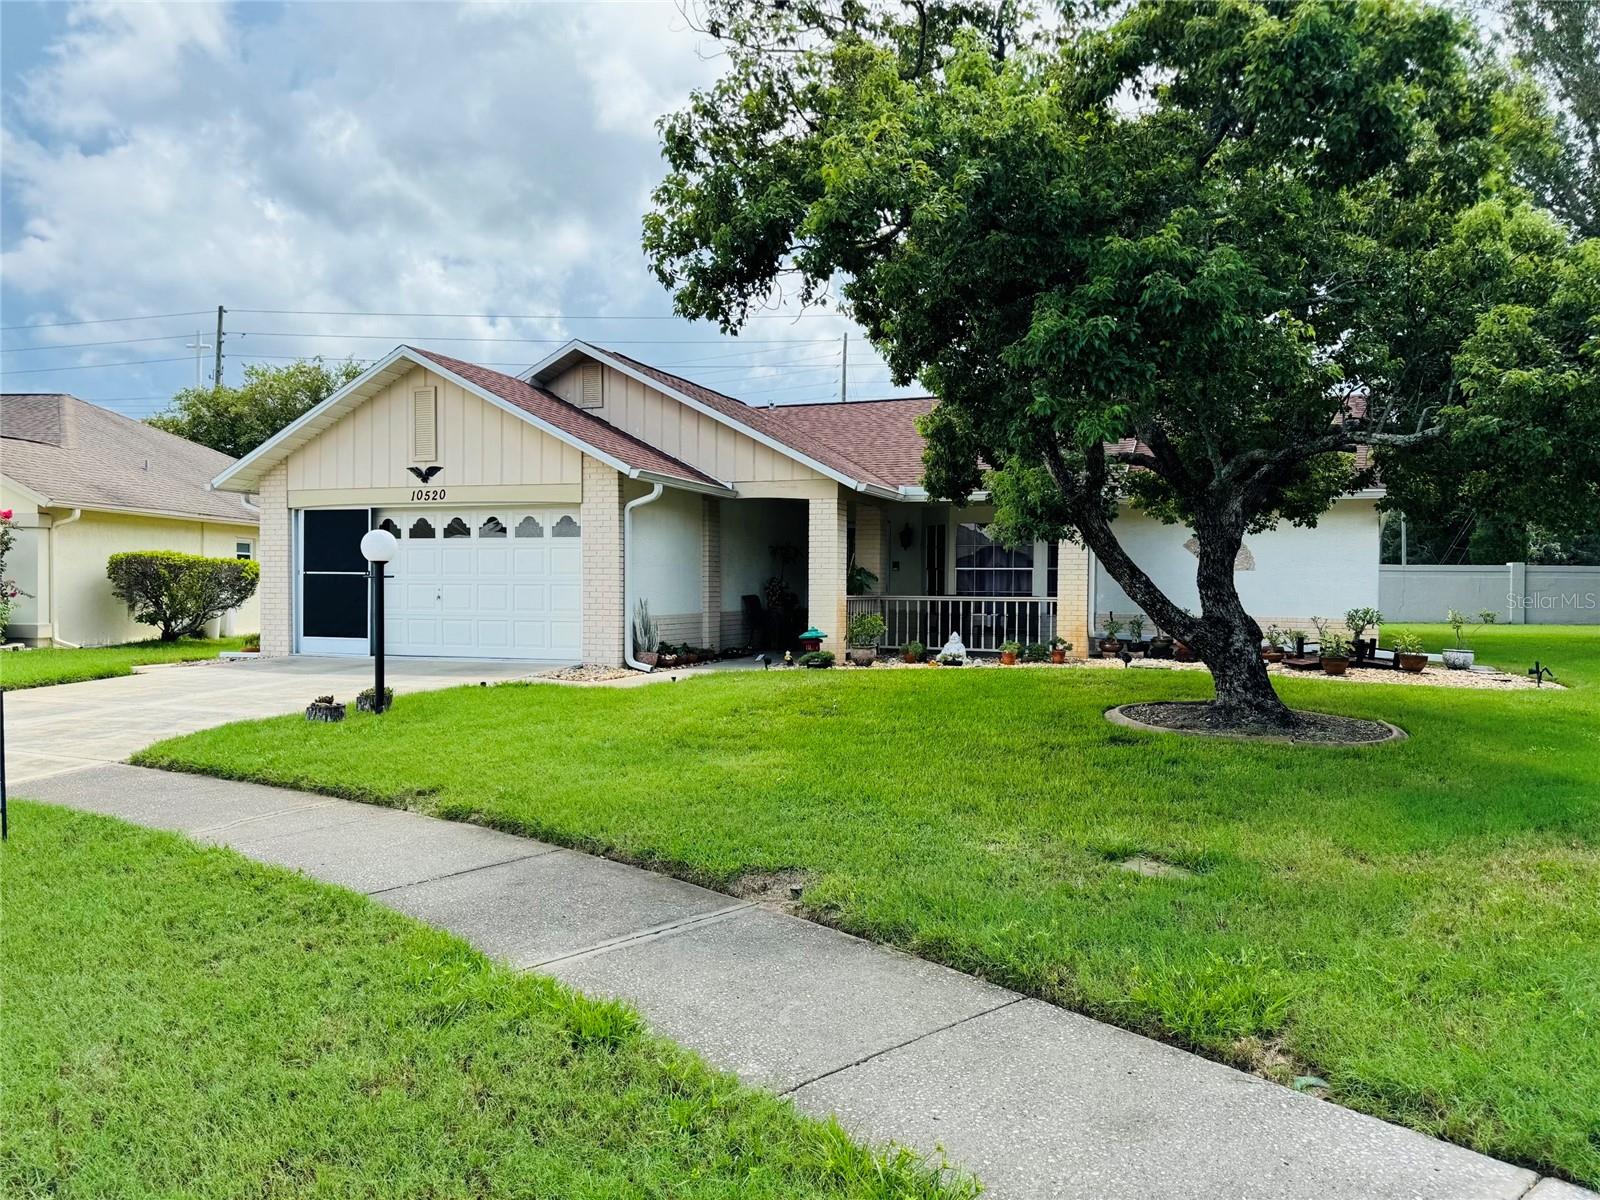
[214, 305, 226, 388]
[839, 331, 848, 403]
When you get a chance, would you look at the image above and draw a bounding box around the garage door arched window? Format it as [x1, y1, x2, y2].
[516, 516, 543, 538]
[409, 517, 435, 539]
[443, 516, 472, 538]
[378, 518, 401, 539]
[552, 515, 580, 538]
[480, 516, 507, 538]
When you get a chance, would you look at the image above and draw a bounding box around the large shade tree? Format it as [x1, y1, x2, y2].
[645, 0, 1599, 726]
[149, 358, 364, 460]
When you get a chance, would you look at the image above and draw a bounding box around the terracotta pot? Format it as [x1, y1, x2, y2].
[1398, 653, 1427, 673]
[1173, 641, 1195, 662]
[1050, 649, 1066, 664]
[1000, 651, 1018, 665]
[1321, 656, 1350, 676]
[1262, 648, 1284, 663]
[1099, 638, 1122, 657]
[902, 649, 920, 663]
[637, 651, 659, 667]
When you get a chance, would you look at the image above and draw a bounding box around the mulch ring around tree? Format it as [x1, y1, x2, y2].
[1107, 701, 1406, 746]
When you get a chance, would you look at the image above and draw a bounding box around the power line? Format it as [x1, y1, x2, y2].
[0, 355, 200, 376]
[228, 329, 841, 346]
[0, 309, 211, 332]
[229, 306, 843, 321]
[0, 333, 197, 353]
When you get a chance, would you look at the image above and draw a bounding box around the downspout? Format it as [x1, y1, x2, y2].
[623, 483, 665, 672]
[49, 508, 83, 647]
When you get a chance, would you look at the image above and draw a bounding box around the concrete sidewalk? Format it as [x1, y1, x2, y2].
[19, 765, 1591, 1200]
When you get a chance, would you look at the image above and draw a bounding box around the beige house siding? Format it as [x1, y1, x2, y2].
[286, 365, 582, 496]
[546, 363, 824, 486]
[257, 464, 292, 656]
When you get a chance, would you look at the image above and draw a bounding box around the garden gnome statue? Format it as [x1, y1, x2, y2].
[939, 631, 967, 663]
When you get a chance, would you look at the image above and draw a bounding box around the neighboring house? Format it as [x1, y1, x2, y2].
[212, 342, 1381, 664]
[1, 393, 261, 646]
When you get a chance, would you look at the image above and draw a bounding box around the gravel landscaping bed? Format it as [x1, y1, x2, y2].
[1112, 701, 1404, 744]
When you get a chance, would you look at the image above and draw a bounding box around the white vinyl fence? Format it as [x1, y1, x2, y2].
[1380, 563, 1600, 624]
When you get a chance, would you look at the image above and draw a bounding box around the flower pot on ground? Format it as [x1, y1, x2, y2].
[1320, 631, 1352, 676]
[1145, 634, 1173, 659]
[1173, 640, 1195, 662]
[1098, 616, 1125, 657]
[845, 611, 887, 666]
[1443, 609, 1476, 669]
[1390, 632, 1427, 673]
[305, 695, 345, 723]
[902, 639, 925, 664]
[356, 686, 394, 713]
[1261, 624, 1288, 663]
[999, 640, 1021, 666]
[1125, 616, 1147, 654]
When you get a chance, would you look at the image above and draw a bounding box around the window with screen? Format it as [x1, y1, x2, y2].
[955, 523, 1033, 596]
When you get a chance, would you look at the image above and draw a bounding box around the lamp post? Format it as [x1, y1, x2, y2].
[359, 528, 397, 714]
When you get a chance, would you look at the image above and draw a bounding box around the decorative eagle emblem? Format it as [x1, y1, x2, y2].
[407, 465, 443, 483]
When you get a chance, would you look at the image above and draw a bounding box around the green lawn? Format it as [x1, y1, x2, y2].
[0, 636, 249, 691]
[136, 624, 1600, 1186]
[0, 803, 967, 1199]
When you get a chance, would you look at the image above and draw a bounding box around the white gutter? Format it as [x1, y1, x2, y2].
[48, 508, 83, 647]
[622, 483, 666, 672]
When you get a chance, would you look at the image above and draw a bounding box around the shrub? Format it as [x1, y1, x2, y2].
[241, 633, 261, 652]
[1321, 630, 1352, 659]
[797, 650, 835, 668]
[904, 639, 926, 659]
[106, 551, 260, 642]
[1344, 607, 1383, 641]
[846, 611, 887, 648]
[1022, 641, 1050, 662]
[1478, 609, 1499, 625]
[1390, 632, 1424, 655]
[1000, 639, 1022, 657]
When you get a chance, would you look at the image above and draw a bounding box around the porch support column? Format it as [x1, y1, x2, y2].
[853, 503, 884, 593]
[701, 496, 723, 648]
[1055, 538, 1091, 659]
[581, 457, 625, 666]
[809, 488, 849, 654]
[258, 463, 292, 657]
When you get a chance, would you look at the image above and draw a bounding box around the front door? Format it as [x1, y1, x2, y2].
[299, 508, 371, 655]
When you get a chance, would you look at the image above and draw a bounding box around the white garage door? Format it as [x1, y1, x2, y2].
[374, 507, 582, 660]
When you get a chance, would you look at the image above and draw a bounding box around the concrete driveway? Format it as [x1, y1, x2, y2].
[5, 655, 556, 784]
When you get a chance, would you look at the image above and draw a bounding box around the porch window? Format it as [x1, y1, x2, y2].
[955, 522, 1033, 596]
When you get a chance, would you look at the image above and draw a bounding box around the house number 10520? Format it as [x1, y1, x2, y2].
[410, 488, 447, 501]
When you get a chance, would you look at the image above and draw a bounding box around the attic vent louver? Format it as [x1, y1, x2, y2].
[413, 387, 438, 461]
[578, 362, 603, 409]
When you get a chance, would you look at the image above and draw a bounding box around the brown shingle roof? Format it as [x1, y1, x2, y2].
[1, 393, 257, 524]
[407, 348, 725, 489]
[598, 348, 933, 490]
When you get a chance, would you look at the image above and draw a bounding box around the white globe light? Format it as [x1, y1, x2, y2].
[360, 528, 398, 563]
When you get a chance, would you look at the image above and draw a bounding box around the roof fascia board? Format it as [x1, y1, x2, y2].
[46, 501, 259, 527]
[530, 340, 871, 493]
[631, 469, 737, 498]
[0, 470, 52, 507]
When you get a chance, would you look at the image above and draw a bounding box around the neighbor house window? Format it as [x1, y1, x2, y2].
[955, 522, 1033, 596]
[235, 541, 253, 560]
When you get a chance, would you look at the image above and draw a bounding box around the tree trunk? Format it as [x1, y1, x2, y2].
[1188, 512, 1295, 727]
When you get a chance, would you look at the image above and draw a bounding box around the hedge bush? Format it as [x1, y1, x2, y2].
[106, 551, 260, 642]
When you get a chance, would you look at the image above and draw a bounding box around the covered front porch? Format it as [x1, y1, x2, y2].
[627, 479, 1091, 660]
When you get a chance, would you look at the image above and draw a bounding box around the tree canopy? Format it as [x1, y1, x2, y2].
[148, 358, 364, 460]
[646, 0, 1599, 723]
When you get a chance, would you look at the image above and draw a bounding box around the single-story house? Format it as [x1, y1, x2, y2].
[1, 393, 261, 646]
[210, 341, 1381, 664]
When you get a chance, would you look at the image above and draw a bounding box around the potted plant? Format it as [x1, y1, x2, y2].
[1145, 630, 1173, 659]
[1319, 630, 1352, 676]
[305, 694, 345, 723]
[1391, 632, 1427, 673]
[356, 686, 394, 713]
[902, 638, 926, 664]
[1442, 609, 1475, 669]
[1099, 615, 1125, 657]
[1126, 615, 1147, 652]
[633, 599, 660, 667]
[1048, 635, 1072, 664]
[999, 639, 1022, 665]
[846, 612, 887, 666]
[1261, 625, 1287, 663]
[1022, 641, 1050, 663]
[797, 649, 835, 669]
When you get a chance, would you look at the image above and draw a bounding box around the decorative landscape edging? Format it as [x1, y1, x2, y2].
[1104, 703, 1408, 746]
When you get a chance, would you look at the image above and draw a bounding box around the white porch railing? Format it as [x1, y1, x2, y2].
[847, 595, 1058, 653]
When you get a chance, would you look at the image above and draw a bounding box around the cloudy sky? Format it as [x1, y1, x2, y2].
[1, 1, 913, 419]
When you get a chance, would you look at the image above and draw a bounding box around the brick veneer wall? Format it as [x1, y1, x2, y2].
[257, 463, 292, 656]
[1054, 539, 1090, 659]
[808, 488, 848, 653]
[581, 457, 625, 665]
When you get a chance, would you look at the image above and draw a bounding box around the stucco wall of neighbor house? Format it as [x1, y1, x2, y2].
[719, 498, 809, 643]
[546, 363, 826, 486]
[1093, 497, 1381, 634]
[40, 510, 260, 647]
[624, 481, 705, 648]
[1381, 563, 1600, 624]
[286, 365, 583, 504]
